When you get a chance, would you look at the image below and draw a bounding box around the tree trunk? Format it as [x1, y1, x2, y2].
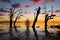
[45, 14, 49, 36]
[14, 12, 20, 36]
[14, 16, 19, 36]
[9, 12, 13, 40]
[32, 7, 41, 40]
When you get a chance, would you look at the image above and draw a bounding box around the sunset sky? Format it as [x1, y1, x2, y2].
[0, 0, 60, 28]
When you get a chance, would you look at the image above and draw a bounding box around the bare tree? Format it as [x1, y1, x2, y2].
[9, 8, 14, 40]
[45, 14, 56, 36]
[2, 4, 22, 40]
[14, 11, 23, 36]
[32, 7, 41, 40]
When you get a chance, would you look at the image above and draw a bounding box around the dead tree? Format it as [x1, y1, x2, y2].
[45, 14, 56, 36]
[9, 8, 14, 40]
[14, 11, 23, 36]
[32, 7, 41, 40]
[14, 12, 20, 36]
[9, 7, 22, 40]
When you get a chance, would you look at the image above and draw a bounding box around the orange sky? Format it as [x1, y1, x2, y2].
[0, 15, 60, 22]
[0, 16, 60, 29]
[0, 11, 60, 29]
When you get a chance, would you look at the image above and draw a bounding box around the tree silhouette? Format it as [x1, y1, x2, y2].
[9, 8, 22, 40]
[1, 3, 22, 40]
[45, 14, 56, 36]
[9, 8, 14, 40]
[14, 11, 24, 36]
[32, 7, 41, 40]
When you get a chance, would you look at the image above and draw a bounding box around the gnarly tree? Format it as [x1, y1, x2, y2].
[9, 9, 23, 40]
[14, 11, 23, 36]
[4, 4, 22, 40]
[45, 14, 56, 36]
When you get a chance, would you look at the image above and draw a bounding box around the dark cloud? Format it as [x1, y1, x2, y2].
[0, 8, 7, 12]
[0, 0, 10, 3]
[43, 0, 55, 4]
[55, 10, 60, 13]
[25, 5, 31, 8]
[11, 3, 22, 8]
[0, 13, 4, 16]
[29, 0, 42, 4]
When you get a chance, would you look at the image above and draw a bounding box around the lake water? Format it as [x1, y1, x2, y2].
[0, 26, 59, 40]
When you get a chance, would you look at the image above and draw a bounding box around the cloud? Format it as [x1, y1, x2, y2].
[0, 0, 10, 3]
[0, 8, 8, 12]
[29, 0, 42, 4]
[11, 3, 22, 8]
[43, 0, 55, 4]
[55, 10, 60, 12]
[35, 8, 37, 11]
[0, 13, 4, 16]
[24, 11, 30, 14]
[25, 5, 31, 8]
